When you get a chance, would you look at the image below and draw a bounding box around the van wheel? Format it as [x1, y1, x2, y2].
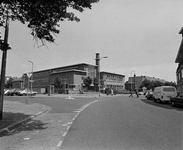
[154, 99, 157, 102]
[159, 99, 162, 104]
[171, 101, 176, 107]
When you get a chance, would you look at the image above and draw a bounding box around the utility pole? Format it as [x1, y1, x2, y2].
[0, 16, 11, 120]
[28, 60, 33, 96]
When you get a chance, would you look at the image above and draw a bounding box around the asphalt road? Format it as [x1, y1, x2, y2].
[60, 96, 183, 150]
[0, 95, 97, 150]
[1, 95, 183, 150]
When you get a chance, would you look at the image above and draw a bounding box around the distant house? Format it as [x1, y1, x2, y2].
[175, 27, 183, 93]
[12, 77, 24, 89]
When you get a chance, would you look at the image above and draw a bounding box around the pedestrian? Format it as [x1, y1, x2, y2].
[129, 89, 133, 97]
[135, 89, 139, 98]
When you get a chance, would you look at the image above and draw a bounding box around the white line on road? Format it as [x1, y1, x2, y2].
[62, 132, 67, 137]
[57, 141, 63, 147]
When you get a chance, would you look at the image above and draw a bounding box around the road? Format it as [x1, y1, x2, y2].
[1, 95, 183, 150]
[0, 95, 97, 150]
[61, 96, 183, 150]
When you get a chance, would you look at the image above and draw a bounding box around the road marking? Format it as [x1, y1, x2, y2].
[57, 141, 63, 147]
[73, 110, 81, 113]
[72, 117, 76, 121]
[62, 132, 67, 137]
[66, 126, 70, 130]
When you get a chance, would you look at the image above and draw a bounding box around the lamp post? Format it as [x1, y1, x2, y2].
[130, 70, 135, 91]
[96, 53, 108, 97]
[28, 60, 33, 95]
[0, 16, 11, 120]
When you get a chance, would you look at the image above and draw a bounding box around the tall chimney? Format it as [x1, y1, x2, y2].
[96, 52, 100, 85]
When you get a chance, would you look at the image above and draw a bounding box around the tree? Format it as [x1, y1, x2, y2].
[0, 0, 99, 44]
[53, 77, 61, 92]
[93, 77, 98, 91]
[83, 76, 92, 89]
[139, 79, 176, 91]
[164, 81, 176, 87]
[5, 77, 13, 88]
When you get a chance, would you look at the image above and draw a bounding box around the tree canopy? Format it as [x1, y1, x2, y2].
[83, 76, 92, 88]
[139, 79, 176, 91]
[0, 0, 99, 44]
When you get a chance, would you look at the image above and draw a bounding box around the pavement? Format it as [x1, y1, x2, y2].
[0, 93, 128, 136]
[0, 100, 50, 135]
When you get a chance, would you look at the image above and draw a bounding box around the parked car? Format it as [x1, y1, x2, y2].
[18, 89, 37, 96]
[146, 91, 154, 100]
[4, 89, 16, 96]
[170, 93, 183, 107]
[138, 91, 144, 95]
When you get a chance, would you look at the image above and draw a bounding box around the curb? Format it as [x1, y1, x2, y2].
[0, 106, 51, 135]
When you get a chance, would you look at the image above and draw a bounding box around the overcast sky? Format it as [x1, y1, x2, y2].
[1, 0, 183, 82]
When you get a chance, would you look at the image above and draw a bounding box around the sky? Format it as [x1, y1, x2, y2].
[1, 0, 183, 82]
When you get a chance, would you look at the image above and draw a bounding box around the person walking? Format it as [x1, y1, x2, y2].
[129, 89, 133, 97]
[135, 89, 139, 98]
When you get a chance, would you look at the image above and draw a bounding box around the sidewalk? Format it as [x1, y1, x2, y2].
[0, 93, 124, 135]
[0, 100, 50, 135]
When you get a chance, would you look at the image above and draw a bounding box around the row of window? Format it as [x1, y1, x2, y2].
[105, 85, 123, 88]
[176, 69, 183, 82]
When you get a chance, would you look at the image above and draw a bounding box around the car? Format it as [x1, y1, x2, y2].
[170, 93, 183, 107]
[5, 89, 16, 96]
[18, 89, 37, 96]
[138, 91, 144, 95]
[146, 91, 154, 100]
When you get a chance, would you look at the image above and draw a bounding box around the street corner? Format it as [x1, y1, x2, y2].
[0, 101, 51, 135]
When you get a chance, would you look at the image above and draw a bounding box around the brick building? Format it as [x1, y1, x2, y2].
[23, 63, 97, 94]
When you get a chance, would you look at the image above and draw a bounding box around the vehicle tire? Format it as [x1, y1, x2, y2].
[154, 99, 157, 102]
[159, 99, 162, 104]
[171, 101, 176, 107]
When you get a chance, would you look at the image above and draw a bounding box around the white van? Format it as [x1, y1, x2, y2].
[153, 86, 177, 103]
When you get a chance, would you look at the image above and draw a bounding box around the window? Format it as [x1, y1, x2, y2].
[163, 88, 175, 92]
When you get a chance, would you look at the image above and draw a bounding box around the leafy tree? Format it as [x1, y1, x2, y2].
[0, 0, 99, 44]
[93, 77, 98, 86]
[53, 77, 61, 91]
[139, 79, 176, 91]
[164, 81, 176, 87]
[83, 76, 92, 89]
[5, 77, 13, 88]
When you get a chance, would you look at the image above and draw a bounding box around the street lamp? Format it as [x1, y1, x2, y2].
[28, 60, 34, 94]
[96, 53, 108, 97]
[130, 70, 135, 91]
[0, 16, 10, 120]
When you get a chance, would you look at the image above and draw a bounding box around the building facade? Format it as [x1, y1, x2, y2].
[100, 71, 125, 92]
[175, 27, 183, 93]
[24, 63, 97, 94]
